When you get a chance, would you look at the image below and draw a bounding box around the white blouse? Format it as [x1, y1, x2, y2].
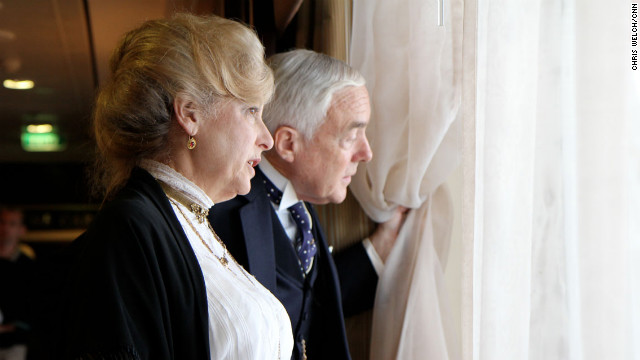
[141, 160, 293, 360]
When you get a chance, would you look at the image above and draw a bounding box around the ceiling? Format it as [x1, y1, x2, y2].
[0, 0, 217, 163]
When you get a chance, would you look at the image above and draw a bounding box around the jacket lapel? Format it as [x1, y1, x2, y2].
[238, 176, 278, 292]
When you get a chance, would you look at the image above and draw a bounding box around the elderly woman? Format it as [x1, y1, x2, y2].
[53, 13, 292, 360]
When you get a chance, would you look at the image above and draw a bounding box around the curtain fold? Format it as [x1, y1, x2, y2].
[466, 0, 640, 359]
[349, 0, 464, 359]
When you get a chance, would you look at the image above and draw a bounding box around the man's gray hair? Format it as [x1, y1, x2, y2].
[263, 49, 366, 139]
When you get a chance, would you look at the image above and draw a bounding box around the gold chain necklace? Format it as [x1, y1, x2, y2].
[161, 183, 255, 285]
[169, 197, 230, 267]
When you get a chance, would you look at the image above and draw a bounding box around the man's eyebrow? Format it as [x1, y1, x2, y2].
[348, 120, 368, 130]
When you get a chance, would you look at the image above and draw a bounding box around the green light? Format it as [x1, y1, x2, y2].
[21, 132, 66, 152]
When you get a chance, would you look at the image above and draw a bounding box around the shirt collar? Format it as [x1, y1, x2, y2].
[259, 158, 301, 210]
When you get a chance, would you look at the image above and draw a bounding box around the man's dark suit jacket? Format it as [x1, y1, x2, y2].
[210, 167, 378, 360]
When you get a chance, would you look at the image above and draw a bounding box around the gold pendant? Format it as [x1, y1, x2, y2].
[190, 203, 209, 224]
[219, 256, 229, 267]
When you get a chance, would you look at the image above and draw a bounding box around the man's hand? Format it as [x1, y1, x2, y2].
[369, 206, 409, 262]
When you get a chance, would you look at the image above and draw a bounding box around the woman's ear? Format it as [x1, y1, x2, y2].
[173, 94, 200, 136]
[272, 126, 302, 163]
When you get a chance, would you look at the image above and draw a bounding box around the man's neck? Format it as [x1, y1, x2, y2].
[260, 157, 303, 210]
[260, 157, 288, 191]
[263, 152, 294, 183]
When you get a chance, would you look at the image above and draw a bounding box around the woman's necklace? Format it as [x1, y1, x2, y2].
[168, 197, 230, 267]
[161, 183, 255, 285]
[168, 197, 256, 286]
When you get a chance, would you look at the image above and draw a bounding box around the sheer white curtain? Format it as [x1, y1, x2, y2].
[464, 0, 640, 359]
[349, 0, 463, 359]
[350, 0, 639, 359]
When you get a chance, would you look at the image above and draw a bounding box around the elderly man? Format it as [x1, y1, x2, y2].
[210, 49, 405, 360]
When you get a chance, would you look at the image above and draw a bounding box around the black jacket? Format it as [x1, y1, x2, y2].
[31, 168, 209, 359]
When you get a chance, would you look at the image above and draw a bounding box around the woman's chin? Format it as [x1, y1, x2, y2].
[234, 190, 249, 197]
[234, 181, 252, 197]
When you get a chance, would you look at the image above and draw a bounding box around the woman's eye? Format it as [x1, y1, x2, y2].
[248, 107, 259, 115]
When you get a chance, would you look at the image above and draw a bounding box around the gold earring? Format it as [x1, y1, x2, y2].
[187, 135, 196, 150]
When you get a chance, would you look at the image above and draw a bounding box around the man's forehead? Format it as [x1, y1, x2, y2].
[329, 86, 370, 111]
[326, 86, 371, 127]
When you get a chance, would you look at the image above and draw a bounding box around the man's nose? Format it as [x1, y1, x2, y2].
[355, 135, 373, 162]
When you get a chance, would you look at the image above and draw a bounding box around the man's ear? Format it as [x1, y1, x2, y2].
[173, 94, 200, 136]
[273, 126, 302, 163]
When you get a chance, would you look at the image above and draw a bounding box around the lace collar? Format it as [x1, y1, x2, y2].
[140, 159, 214, 209]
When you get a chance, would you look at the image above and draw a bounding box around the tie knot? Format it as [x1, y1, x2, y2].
[288, 201, 311, 232]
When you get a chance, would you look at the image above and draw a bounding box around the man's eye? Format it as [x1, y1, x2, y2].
[341, 135, 356, 146]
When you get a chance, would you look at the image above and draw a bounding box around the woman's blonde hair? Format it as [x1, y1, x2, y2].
[93, 13, 273, 199]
